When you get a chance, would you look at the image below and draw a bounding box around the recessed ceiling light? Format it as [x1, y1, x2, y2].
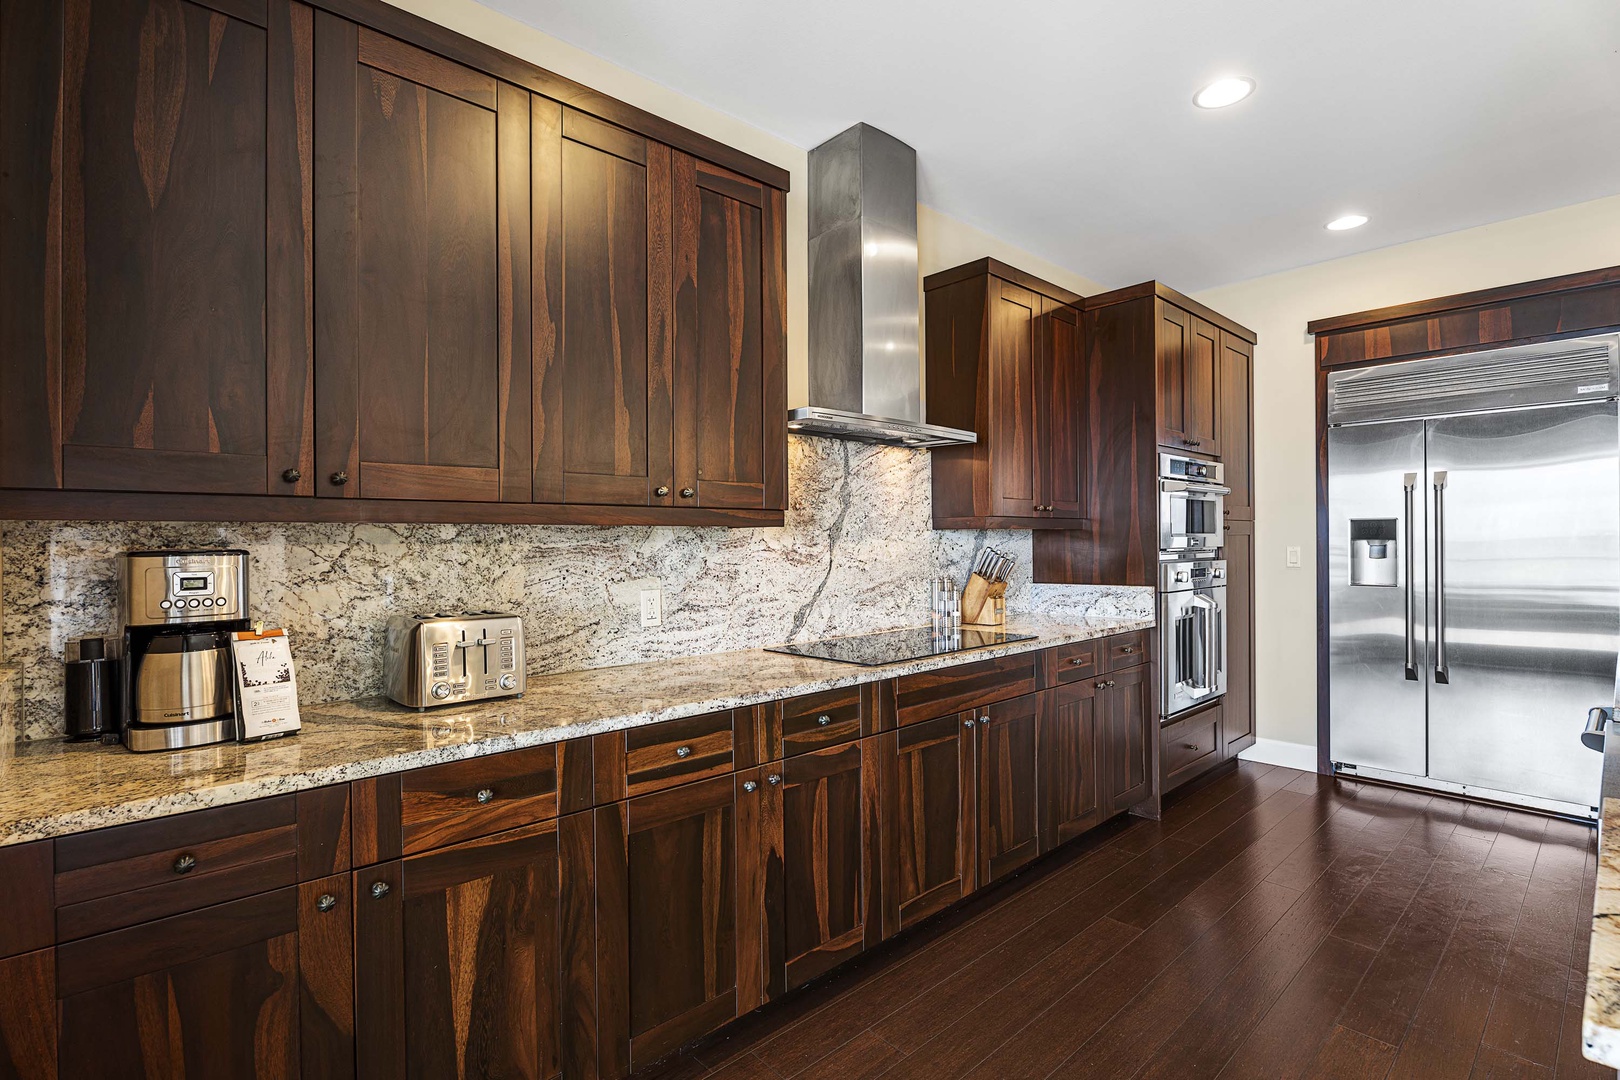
[1326, 214, 1369, 231]
[1193, 77, 1255, 109]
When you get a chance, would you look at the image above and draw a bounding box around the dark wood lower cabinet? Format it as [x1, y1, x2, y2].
[1098, 665, 1154, 815]
[877, 714, 976, 936]
[1223, 519, 1257, 756]
[0, 949, 54, 1079]
[976, 693, 1040, 884]
[1037, 680, 1103, 852]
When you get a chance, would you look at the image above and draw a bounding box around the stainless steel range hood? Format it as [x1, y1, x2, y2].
[789, 124, 976, 448]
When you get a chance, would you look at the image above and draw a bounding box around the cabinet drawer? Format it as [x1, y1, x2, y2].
[1104, 631, 1149, 672]
[779, 686, 862, 757]
[1161, 707, 1222, 790]
[1041, 641, 1100, 687]
[895, 653, 1038, 726]
[54, 797, 298, 941]
[624, 710, 735, 796]
[400, 743, 560, 855]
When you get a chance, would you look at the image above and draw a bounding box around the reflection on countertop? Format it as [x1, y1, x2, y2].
[0, 615, 1151, 847]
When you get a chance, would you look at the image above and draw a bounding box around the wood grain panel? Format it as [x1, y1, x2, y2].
[58, 0, 271, 495]
[989, 280, 1040, 517]
[60, 445, 268, 493]
[593, 802, 631, 1080]
[780, 740, 874, 991]
[878, 714, 975, 937]
[557, 811, 599, 1080]
[1040, 640, 1099, 688]
[778, 685, 862, 758]
[0, 949, 55, 1080]
[1223, 520, 1257, 757]
[1100, 664, 1153, 814]
[894, 652, 1038, 726]
[312, 9, 361, 498]
[296, 782, 353, 879]
[266, 0, 316, 495]
[735, 765, 778, 1012]
[0, 841, 54, 960]
[1041, 300, 1086, 518]
[761, 186, 788, 510]
[497, 80, 532, 503]
[1103, 630, 1149, 672]
[299, 874, 355, 1078]
[351, 773, 404, 866]
[358, 462, 501, 502]
[399, 819, 562, 1079]
[353, 860, 405, 1079]
[1038, 681, 1102, 851]
[977, 693, 1040, 883]
[55, 794, 295, 881]
[622, 710, 734, 797]
[399, 742, 560, 854]
[357, 24, 494, 107]
[1218, 331, 1254, 519]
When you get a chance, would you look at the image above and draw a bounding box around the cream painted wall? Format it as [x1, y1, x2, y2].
[1197, 193, 1620, 751]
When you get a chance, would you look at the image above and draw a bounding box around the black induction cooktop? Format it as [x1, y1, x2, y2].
[766, 626, 1037, 667]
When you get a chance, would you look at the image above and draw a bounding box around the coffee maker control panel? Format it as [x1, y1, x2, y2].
[120, 550, 249, 626]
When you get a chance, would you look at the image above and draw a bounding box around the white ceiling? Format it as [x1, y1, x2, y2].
[481, 0, 1620, 291]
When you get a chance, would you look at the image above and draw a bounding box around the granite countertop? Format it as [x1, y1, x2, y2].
[1585, 721, 1620, 1067]
[0, 615, 1150, 847]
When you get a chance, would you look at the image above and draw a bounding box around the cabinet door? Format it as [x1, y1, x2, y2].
[1038, 300, 1086, 519]
[314, 19, 530, 503]
[878, 714, 976, 936]
[56, 889, 303, 1078]
[532, 106, 669, 506]
[1155, 303, 1216, 453]
[771, 740, 880, 993]
[987, 279, 1041, 518]
[597, 774, 741, 1073]
[976, 693, 1040, 883]
[0, 949, 55, 1079]
[1218, 331, 1255, 520]
[672, 153, 787, 510]
[1038, 682, 1102, 852]
[1, 0, 313, 495]
[1099, 666, 1153, 815]
[1222, 520, 1256, 754]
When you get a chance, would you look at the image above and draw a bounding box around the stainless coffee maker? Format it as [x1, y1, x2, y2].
[118, 550, 251, 752]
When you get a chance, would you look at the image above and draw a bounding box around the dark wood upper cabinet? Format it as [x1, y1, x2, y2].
[313, 19, 530, 504]
[1156, 305, 1218, 452]
[0, 0, 312, 497]
[976, 693, 1040, 884]
[0, 0, 786, 526]
[1098, 664, 1153, 816]
[926, 259, 1086, 529]
[672, 154, 787, 511]
[876, 713, 976, 936]
[1037, 681, 1102, 852]
[1217, 331, 1254, 520]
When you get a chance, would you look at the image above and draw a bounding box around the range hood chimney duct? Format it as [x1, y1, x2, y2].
[789, 124, 976, 448]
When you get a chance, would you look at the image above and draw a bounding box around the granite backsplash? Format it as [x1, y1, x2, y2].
[0, 436, 1152, 740]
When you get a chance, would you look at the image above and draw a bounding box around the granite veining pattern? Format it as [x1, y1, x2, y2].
[1585, 712, 1620, 1067]
[0, 615, 1149, 846]
[0, 437, 1152, 740]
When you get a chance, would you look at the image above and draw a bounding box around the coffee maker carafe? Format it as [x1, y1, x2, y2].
[118, 550, 250, 752]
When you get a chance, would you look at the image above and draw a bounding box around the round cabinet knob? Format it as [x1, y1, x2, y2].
[1120, 646, 1135, 654]
[679, 488, 695, 499]
[963, 718, 976, 728]
[1095, 681, 1107, 690]
[172, 853, 197, 875]
[497, 673, 517, 691]
[330, 470, 349, 486]
[1184, 743, 1200, 751]
[281, 468, 302, 484]
[316, 893, 337, 913]
[370, 881, 391, 900]
[767, 774, 781, 786]
[742, 780, 758, 793]
[816, 714, 832, 726]
[476, 788, 495, 804]
[675, 745, 692, 759]
[655, 486, 670, 497]
[430, 682, 452, 700]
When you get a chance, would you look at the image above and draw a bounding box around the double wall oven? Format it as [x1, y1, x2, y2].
[1158, 453, 1230, 719]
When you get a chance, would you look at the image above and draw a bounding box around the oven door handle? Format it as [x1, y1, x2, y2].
[1160, 479, 1232, 496]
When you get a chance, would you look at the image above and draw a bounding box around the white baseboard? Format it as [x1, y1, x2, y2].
[1238, 738, 1318, 773]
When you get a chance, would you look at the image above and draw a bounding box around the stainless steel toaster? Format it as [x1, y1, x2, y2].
[384, 612, 526, 709]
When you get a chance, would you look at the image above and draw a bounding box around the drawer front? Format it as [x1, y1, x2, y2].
[401, 743, 560, 855]
[1104, 631, 1150, 672]
[55, 797, 298, 941]
[624, 710, 735, 797]
[780, 685, 862, 757]
[895, 653, 1038, 726]
[1161, 707, 1222, 789]
[1042, 641, 1100, 687]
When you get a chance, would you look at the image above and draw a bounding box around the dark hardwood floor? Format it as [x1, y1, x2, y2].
[640, 761, 1612, 1080]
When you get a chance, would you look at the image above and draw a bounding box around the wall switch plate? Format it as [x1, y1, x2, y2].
[640, 589, 663, 628]
[1286, 546, 1302, 568]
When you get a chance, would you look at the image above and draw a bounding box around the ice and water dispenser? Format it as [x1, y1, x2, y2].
[1349, 519, 1399, 587]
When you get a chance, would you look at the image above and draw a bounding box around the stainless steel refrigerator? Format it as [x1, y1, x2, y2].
[1327, 334, 1620, 818]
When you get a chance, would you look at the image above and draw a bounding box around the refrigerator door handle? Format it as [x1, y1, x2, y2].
[1433, 470, 1450, 685]
[1403, 472, 1418, 681]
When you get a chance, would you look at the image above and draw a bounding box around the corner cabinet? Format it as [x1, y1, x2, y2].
[925, 259, 1086, 529]
[0, 0, 788, 527]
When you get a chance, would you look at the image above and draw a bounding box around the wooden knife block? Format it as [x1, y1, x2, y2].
[961, 572, 1008, 627]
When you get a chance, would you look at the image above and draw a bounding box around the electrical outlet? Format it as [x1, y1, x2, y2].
[1286, 545, 1302, 568]
[640, 589, 663, 628]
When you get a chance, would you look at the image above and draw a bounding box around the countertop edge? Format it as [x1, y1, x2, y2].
[1582, 729, 1620, 1068]
[0, 617, 1153, 846]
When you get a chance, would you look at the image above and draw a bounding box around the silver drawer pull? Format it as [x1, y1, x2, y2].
[742, 780, 758, 793]
[316, 893, 337, 913]
[1068, 657, 1089, 666]
[1183, 743, 1200, 751]
[816, 714, 832, 726]
[476, 788, 495, 804]
[371, 881, 391, 900]
[767, 774, 781, 785]
[172, 853, 197, 875]
[675, 745, 692, 759]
